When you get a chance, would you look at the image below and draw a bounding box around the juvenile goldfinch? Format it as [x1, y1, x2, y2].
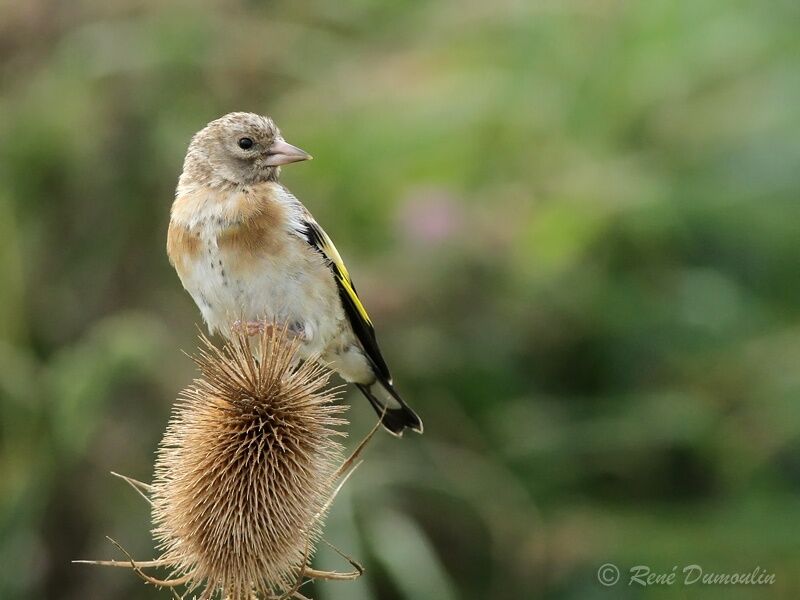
[167, 112, 422, 435]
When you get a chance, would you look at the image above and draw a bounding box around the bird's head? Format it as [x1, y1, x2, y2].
[181, 112, 311, 188]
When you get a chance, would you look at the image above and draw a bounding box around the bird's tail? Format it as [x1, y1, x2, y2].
[356, 380, 423, 436]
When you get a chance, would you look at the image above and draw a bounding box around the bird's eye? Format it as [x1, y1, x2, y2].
[238, 137, 254, 150]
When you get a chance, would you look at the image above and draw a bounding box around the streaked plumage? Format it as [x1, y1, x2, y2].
[167, 112, 422, 435]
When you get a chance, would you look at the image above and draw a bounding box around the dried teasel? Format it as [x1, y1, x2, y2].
[79, 325, 377, 599]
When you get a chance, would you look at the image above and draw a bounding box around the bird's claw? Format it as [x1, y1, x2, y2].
[232, 320, 273, 337]
[231, 320, 310, 342]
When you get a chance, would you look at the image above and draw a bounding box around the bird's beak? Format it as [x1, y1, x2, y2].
[264, 138, 312, 166]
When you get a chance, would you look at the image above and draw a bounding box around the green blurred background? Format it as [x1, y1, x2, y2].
[1, 0, 799, 598]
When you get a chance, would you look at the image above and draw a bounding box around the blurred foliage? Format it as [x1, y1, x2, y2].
[1, 0, 800, 598]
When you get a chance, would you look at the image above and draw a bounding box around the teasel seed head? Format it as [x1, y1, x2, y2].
[150, 327, 346, 598]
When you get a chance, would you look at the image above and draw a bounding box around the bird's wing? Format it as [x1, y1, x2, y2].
[298, 216, 392, 382]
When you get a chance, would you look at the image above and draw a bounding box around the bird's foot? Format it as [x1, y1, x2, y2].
[232, 319, 274, 337]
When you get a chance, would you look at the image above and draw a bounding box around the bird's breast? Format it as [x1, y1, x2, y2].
[168, 184, 341, 343]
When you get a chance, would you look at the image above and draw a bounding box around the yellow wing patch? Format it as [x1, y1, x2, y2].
[301, 216, 392, 380]
[337, 271, 373, 326]
[307, 221, 373, 326]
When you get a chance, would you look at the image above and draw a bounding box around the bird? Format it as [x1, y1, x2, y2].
[167, 112, 422, 435]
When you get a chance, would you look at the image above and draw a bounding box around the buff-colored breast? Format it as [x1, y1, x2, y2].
[167, 182, 347, 358]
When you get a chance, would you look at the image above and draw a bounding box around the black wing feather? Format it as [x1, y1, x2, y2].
[302, 220, 391, 382]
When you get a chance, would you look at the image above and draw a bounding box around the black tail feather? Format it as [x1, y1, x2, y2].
[356, 381, 423, 436]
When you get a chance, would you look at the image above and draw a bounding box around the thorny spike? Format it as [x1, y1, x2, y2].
[80, 323, 376, 599]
